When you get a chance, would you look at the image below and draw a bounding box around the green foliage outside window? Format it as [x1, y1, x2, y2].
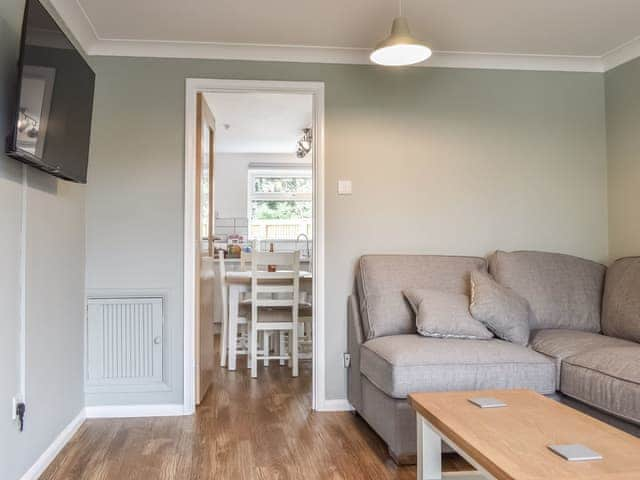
[254, 176, 312, 194]
[251, 200, 312, 220]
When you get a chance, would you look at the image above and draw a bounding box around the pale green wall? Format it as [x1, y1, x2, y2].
[0, 1, 86, 478]
[605, 57, 640, 260]
[86, 56, 608, 404]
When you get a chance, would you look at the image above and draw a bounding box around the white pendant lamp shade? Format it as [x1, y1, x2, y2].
[370, 17, 432, 66]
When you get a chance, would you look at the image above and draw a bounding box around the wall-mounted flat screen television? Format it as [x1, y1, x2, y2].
[5, 0, 95, 184]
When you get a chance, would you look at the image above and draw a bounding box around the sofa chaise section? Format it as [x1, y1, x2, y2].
[360, 335, 555, 399]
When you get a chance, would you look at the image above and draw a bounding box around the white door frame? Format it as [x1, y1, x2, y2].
[183, 78, 326, 414]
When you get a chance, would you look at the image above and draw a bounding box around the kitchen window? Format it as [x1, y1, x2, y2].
[247, 168, 312, 241]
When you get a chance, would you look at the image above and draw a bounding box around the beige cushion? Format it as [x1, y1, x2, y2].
[530, 329, 636, 388]
[356, 255, 487, 340]
[404, 288, 493, 340]
[469, 270, 530, 345]
[561, 346, 640, 425]
[602, 257, 640, 343]
[360, 334, 556, 399]
[489, 250, 606, 332]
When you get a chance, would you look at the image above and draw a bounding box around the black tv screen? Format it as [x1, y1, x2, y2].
[6, 0, 95, 183]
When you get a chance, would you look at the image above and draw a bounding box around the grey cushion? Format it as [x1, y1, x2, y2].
[561, 346, 640, 425]
[356, 255, 487, 340]
[404, 288, 493, 340]
[602, 257, 640, 343]
[489, 250, 606, 332]
[530, 329, 636, 388]
[360, 334, 556, 399]
[469, 270, 531, 345]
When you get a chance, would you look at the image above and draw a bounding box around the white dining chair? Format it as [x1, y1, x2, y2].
[240, 249, 276, 367]
[243, 248, 307, 367]
[217, 251, 250, 367]
[249, 251, 300, 378]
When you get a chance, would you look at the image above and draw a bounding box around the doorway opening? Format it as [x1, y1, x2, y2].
[183, 79, 325, 414]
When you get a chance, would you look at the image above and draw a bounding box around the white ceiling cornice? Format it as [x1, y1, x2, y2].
[44, 0, 638, 73]
[601, 35, 640, 72]
[43, 0, 98, 54]
[87, 39, 605, 73]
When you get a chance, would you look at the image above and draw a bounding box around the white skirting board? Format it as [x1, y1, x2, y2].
[19, 409, 86, 480]
[316, 399, 354, 412]
[85, 403, 187, 418]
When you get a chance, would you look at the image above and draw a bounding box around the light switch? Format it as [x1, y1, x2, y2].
[338, 180, 352, 195]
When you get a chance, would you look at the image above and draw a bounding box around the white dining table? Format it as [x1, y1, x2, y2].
[225, 270, 312, 370]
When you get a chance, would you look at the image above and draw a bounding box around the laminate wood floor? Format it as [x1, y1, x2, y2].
[42, 358, 470, 479]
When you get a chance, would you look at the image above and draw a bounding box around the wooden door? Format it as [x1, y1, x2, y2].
[195, 92, 216, 404]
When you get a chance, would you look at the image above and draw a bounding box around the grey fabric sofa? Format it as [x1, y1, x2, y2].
[347, 252, 640, 464]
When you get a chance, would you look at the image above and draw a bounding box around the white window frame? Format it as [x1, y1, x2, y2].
[247, 167, 312, 240]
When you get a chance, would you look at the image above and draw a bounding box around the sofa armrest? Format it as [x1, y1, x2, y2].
[348, 294, 364, 412]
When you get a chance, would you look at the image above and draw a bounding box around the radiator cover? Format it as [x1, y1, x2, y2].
[86, 297, 164, 391]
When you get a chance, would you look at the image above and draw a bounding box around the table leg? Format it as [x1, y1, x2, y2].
[279, 332, 286, 366]
[417, 415, 442, 480]
[228, 286, 240, 371]
[263, 332, 270, 367]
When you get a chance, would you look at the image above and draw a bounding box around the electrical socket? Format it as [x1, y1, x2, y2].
[343, 353, 351, 368]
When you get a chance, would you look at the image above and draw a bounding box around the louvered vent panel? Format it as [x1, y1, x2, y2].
[87, 297, 163, 388]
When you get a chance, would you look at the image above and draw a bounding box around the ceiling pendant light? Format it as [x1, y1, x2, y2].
[370, 0, 432, 66]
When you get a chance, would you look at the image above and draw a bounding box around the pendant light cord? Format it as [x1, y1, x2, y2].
[398, 0, 402, 17]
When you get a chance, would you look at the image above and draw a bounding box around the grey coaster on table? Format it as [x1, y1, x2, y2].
[468, 397, 507, 408]
[548, 444, 603, 461]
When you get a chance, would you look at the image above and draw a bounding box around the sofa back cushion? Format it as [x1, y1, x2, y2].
[356, 255, 487, 340]
[488, 250, 606, 332]
[602, 257, 640, 343]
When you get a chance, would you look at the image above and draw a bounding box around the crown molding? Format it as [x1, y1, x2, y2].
[44, 0, 640, 73]
[43, 0, 98, 54]
[601, 35, 640, 72]
[87, 39, 604, 73]
[424, 51, 603, 72]
[89, 39, 369, 64]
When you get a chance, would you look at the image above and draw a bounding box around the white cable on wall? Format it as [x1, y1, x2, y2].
[18, 164, 27, 403]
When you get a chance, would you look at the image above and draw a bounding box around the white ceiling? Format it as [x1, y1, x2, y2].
[204, 92, 312, 154]
[47, 0, 640, 71]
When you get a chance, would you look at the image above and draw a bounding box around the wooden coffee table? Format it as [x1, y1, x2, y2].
[408, 389, 640, 480]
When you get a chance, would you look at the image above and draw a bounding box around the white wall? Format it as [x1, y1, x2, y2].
[605, 56, 640, 260]
[0, 2, 86, 478]
[215, 152, 308, 219]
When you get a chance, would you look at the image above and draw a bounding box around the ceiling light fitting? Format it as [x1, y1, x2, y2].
[17, 108, 39, 137]
[370, 0, 432, 66]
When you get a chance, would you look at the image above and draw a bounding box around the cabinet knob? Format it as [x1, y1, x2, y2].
[154, 336, 162, 345]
